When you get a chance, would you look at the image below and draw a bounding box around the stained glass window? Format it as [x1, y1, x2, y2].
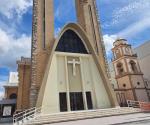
[56, 30, 88, 54]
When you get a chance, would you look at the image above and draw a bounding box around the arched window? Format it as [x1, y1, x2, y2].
[115, 49, 121, 58]
[56, 30, 88, 54]
[117, 62, 124, 75]
[137, 82, 140, 85]
[130, 60, 137, 73]
[123, 83, 126, 88]
[9, 93, 17, 99]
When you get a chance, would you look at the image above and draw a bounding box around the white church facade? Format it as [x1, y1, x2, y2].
[15, 0, 118, 114]
[37, 24, 116, 113]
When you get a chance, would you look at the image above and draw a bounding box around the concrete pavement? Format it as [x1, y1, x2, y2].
[1, 113, 150, 125]
[45, 113, 150, 125]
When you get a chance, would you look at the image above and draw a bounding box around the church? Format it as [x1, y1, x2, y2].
[16, 0, 118, 113]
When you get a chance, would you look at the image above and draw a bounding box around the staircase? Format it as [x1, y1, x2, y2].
[21, 107, 141, 125]
[13, 100, 144, 125]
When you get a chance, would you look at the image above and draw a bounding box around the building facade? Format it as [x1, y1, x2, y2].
[1, 72, 18, 117]
[134, 41, 150, 96]
[4, 72, 18, 100]
[112, 38, 149, 106]
[16, 0, 118, 113]
[16, 57, 31, 111]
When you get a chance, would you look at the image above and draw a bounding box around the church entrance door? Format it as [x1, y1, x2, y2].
[86, 92, 93, 109]
[59, 93, 67, 112]
[70, 92, 84, 111]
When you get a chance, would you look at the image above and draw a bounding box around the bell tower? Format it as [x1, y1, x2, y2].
[112, 38, 149, 105]
[30, 0, 54, 107]
[75, 0, 108, 74]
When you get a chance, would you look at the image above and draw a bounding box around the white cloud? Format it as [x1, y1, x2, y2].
[0, 28, 31, 69]
[117, 17, 150, 38]
[103, 34, 117, 55]
[0, 91, 4, 100]
[101, 0, 150, 40]
[55, 27, 62, 37]
[0, 82, 4, 100]
[0, 0, 32, 72]
[0, 0, 32, 19]
[111, 0, 150, 26]
[55, 0, 75, 22]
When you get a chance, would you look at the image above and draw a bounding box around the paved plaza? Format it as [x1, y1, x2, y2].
[126, 120, 150, 125]
[1, 113, 150, 125]
[45, 113, 150, 125]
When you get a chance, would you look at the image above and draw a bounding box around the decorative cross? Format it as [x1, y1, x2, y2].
[68, 59, 80, 76]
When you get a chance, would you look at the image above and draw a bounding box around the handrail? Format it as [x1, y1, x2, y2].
[13, 104, 143, 125]
[127, 100, 150, 112]
[14, 109, 35, 121]
[13, 106, 42, 125]
[127, 100, 140, 108]
[13, 100, 144, 125]
[14, 107, 36, 117]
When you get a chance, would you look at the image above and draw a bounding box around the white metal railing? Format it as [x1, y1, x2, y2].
[127, 100, 140, 108]
[12, 100, 142, 125]
[13, 106, 142, 125]
[13, 107, 42, 125]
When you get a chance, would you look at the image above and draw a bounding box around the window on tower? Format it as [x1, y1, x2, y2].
[9, 93, 17, 99]
[117, 62, 124, 75]
[137, 82, 140, 85]
[123, 84, 126, 88]
[115, 49, 121, 59]
[130, 60, 138, 73]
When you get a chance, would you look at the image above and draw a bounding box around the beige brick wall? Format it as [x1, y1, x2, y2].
[5, 87, 18, 99]
[30, 0, 54, 107]
[75, 0, 107, 74]
[17, 64, 31, 111]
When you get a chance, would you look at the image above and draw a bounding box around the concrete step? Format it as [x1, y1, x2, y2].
[24, 107, 141, 125]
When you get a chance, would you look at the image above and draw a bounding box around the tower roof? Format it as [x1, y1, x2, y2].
[17, 57, 31, 65]
[113, 38, 128, 47]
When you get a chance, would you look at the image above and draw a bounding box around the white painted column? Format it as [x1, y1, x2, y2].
[80, 57, 88, 110]
[65, 56, 71, 111]
[88, 57, 98, 109]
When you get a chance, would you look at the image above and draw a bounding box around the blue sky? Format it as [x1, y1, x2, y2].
[0, 0, 150, 94]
